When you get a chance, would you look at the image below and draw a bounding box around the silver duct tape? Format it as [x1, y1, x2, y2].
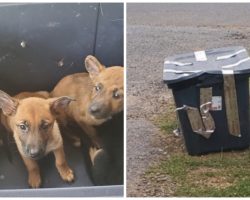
[221, 57, 250, 69]
[216, 49, 246, 60]
[200, 87, 215, 138]
[194, 50, 207, 61]
[164, 69, 202, 74]
[200, 102, 215, 135]
[164, 60, 193, 66]
[173, 101, 183, 137]
[175, 105, 213, 139]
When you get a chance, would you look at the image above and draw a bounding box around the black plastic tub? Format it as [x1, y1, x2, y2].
[163, 46, 250, 155]
[0, 3, 123, 197]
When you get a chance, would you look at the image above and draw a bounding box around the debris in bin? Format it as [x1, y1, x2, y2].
[0, 175, 5, 180]
[75, 13, 81, 18]
[20, 40, 27, 48]
[57, 58, 64, 67]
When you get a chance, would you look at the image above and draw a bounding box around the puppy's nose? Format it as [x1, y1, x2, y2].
[29, 148, 40, 157]
[90, 104, 101, 114]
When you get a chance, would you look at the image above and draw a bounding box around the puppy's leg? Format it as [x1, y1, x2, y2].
[88, 146, 110, 185]
[22, 156, 41, 188]
[79, 124, 102, 148]
[89, 146, 103, 164]
[53, 146, 74, 182]
[57, 117, 82, 148]
[67, 134, 81, 147]
[60, 125, 82, 147]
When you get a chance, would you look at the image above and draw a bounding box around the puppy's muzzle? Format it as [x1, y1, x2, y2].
[25, 146, 45, 160]
[89, 103, 110, 119]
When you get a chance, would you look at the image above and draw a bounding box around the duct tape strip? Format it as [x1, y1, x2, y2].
[200, 88, 215, 138]
[163, 69, 202, 74]
[221, 57, 250, 69]
[200, 102, 215, 137]
[173, 103, 183, 137]
[194, 50, 207, 61]
[164, 60, 193, 66]
[216, 49, 246, 60]
[200, 87, 212, 107]
[222, 70, 241, 137]
[176, 105, 212, 139]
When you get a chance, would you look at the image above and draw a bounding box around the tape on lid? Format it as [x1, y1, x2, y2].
[194, 51, 207, 61]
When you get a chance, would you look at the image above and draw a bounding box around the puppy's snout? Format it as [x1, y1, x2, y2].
[89, 102, 110, 119]
[89, 104, 101, 114]
[30, 148, 40, 156]
[27, 145, 43, 159]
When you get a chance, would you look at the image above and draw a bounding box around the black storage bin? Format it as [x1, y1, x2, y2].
[163, 46, 250, 155]
[0, 3, 123, 197]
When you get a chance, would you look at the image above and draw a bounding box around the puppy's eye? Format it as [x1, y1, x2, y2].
[95, 84, 103, 92]
[18, 123, 28, 132]
[95, 86, 101, 92]
[40, 122, 51, 130]
[20, 125, 26, 130]
[113, 90, 120, 99]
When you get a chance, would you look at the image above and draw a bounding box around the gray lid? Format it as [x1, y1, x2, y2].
[163, 46, 250, 85]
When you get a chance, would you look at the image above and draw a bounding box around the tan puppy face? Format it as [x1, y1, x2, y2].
[0, 91, 73, 160]
[85, 56, 124, 123]
[12, 99, 55, 159]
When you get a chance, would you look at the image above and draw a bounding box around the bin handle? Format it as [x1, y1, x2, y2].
[175, 104, 215, 139]
[200, 101, 212, 113]
[175, 105, 197, 111]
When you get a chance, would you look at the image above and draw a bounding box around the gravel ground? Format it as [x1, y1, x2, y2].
[126, 3, 250, 197]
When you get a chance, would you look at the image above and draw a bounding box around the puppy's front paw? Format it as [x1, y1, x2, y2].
[28, 171, 41, 188]
[57, 164, 74, 182]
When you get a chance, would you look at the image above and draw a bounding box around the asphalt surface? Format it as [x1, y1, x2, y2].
[126, 3, 250, 197]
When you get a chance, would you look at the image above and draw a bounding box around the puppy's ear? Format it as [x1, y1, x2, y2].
[49, 96, 75, 115]
[0, 90, 18, 116]
[85, 55, 105, 78]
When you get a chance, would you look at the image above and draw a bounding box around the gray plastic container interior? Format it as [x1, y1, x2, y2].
[0, 3, 123, 197]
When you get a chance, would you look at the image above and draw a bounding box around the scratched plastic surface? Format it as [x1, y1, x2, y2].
[0, 3, 123, 95]
[0, 3, 123, 196]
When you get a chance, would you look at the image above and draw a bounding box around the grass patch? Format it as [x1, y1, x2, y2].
[154, 101, 177, 133]
[149, 97, 250, 197]
[146, 150, 250, 197]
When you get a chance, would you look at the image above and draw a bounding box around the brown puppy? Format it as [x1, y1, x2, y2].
[51, 55, 124, 147]
[0, 90, 74, 188]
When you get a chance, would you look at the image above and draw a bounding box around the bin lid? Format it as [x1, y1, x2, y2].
[163, 46, 250, 85]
